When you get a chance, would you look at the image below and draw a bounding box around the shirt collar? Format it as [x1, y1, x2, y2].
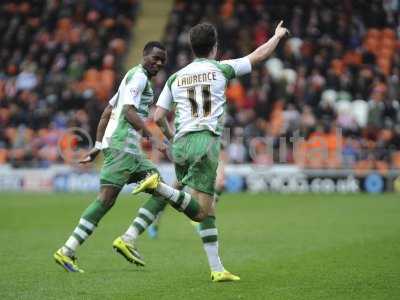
[139, 64, 150, 78]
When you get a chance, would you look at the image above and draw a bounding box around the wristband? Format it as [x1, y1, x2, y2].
[94, 141, 102, 150]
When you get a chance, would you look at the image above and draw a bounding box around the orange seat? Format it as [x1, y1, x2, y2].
[0, 149, 7, 164]
[364, 37, 379, 54]
[392, 151, 400, 169]
[100, 69, 116, 91]
[376, 160, 389, 175]
[378, 47, 393, 60]
[5, 128, 17, 144]
[293, 140, 307, 167]
[10, 148, 25, 160]
[382, 38, 395, 51]
[18, 2, 30, 14]
[367, 28, 380, 39]
[377, 58, 391, 75]
[84, 69, 100, 83]
[69, 27, 81, 44]
[343, 51, 362, 66]
[221, 0, 234, 19]
[0, 108, 10, 124]
[58, 17, 72, 31]
[354, 160, 373, 176]
[382, 28, 396, 40]
[103, 18, 115, 29]
[331, 59, 344, 75]
[226, 80, 245, 108]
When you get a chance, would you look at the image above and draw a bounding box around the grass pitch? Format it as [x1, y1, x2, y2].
[0, 192, 399, 300]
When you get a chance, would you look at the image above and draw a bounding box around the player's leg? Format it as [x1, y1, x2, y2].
[214, 157, 225, 202]
[114, 192, 166, 265]
[54, 148, 129, 272]
[147, 206, 165, 239]
[146, 180, 183, 238]
[54, 185, 121, 272]
[178, 131, 239, 282]
[133, 174, 205, 221]
[133, 131, 218, 222]
[113, 160, 170, 264]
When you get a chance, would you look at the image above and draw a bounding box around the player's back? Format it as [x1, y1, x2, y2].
[163, 57, 250, 140]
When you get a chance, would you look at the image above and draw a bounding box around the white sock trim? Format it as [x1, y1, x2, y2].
[74, 227, 89, 240]
[199, 228, 218, 238]
[65, 236, 80, 252]
[138, 208, 155, 221]
[133, 217, 148, 228]
[79, 218, 95, 231]
[180, 193, 191, 211]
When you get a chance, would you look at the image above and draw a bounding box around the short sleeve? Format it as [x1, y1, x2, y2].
[108, 92, 118, 107]
[156, 83, 173, 111]
[220, 56, 252, 78]
[123, 71, 148, 109]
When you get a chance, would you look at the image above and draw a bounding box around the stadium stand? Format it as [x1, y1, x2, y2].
[1, 0, 399, 173]
[159, 0, 400, 172]
[0, 0, 139, 167]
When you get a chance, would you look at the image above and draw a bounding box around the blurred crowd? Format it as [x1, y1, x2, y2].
[1, 0, 400, 173]
[0, 0, 138, 167]
[157, 0, 400, 173]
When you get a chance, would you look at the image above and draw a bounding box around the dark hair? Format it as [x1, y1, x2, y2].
[189, 23, 217, 57]
[143, 41, 166, 55]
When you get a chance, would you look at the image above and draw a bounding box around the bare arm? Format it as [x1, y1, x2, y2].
[154, 107, 174, 141]
[80, 104, 112, 163]
[123, 105, 153, 138]
[96, 104, 113, 142]
[247, 20, 289, 66]
[124, 105, 168, 153]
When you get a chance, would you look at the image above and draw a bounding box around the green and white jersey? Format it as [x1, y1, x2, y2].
[102, 64, 154, 154]
[157, 57, 251, 140]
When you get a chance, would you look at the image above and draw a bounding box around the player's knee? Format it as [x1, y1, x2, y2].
[193, 209, 208, 222]
[99, 186, 120, 208]
[99, 196, 116, 209]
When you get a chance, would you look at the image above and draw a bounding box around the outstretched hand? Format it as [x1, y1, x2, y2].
[274, 20, 290, 39]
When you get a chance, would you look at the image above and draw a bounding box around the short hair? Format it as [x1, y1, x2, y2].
[189, 23, 217, 57]
[143, 41, 166, 55]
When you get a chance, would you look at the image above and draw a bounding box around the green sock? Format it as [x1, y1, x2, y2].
[199, 216, 218, 243]
[63, 198, 111, 254]
[123, 195, 167, 242]
[198, 216, 224, 272]
[81, 198, 111, 226]
[155, 182, 200, 219]
[173, 191, 200, 219]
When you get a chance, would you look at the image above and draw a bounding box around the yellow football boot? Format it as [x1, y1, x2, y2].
[211, 270, 240, 282]
[54, 249, 84, 273]
[112, 237, 145, 266]
[132, 173, 160, 195]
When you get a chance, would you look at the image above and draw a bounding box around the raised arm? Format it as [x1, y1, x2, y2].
[247, 21, 289, 66]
